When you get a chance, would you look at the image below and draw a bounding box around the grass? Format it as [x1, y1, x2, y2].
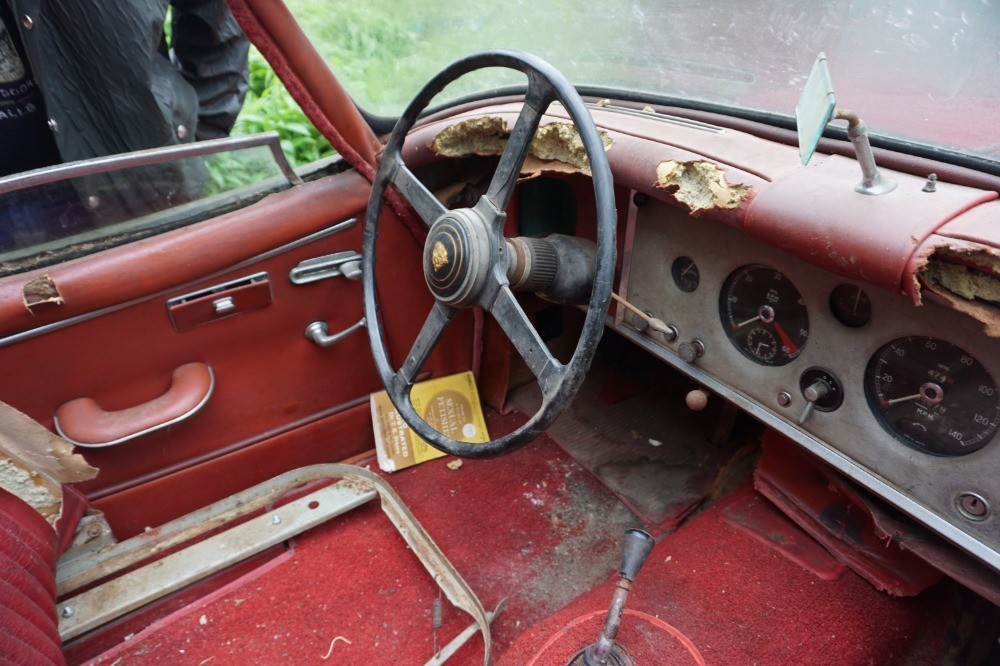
[232, 51, 336, 167]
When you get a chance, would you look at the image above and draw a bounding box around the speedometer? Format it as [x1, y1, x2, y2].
[864, 336, 1000, 456]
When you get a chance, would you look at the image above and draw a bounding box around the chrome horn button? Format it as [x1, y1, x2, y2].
[422, 208, 493, 308]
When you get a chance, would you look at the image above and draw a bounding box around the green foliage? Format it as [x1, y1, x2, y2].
[226, 1, 526, 166]
[290, 2, 421, 114]
[281, 0, 563, 118]
[232, 50, 335, 167]
[203, 150, 281, 196]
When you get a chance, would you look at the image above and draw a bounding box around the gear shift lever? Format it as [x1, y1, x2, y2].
[570, 528, 655, 665]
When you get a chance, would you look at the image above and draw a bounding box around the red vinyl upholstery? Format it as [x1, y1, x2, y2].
[0, 489, 65, 665]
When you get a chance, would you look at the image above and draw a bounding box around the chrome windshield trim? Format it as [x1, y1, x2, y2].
[0, 132, 302, 196]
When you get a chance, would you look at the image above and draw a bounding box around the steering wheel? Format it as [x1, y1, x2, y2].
[362, 50, 615, 458]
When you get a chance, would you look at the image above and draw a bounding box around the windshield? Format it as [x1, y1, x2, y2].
[290, 0, 999, 163]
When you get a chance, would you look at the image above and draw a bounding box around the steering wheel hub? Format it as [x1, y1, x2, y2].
[423, 208, 493, 308]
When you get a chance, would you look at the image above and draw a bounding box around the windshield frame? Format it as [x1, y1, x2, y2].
[359, 83, 1000, 179]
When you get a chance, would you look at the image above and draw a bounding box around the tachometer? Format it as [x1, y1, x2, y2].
[719, 264, 809, 366]
[864, 336, 1000, 456]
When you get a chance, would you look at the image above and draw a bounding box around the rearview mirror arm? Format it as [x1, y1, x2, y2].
[834, 109, 897, 196]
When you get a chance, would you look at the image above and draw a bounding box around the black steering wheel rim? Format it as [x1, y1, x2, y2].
[362, 50, 616, 458]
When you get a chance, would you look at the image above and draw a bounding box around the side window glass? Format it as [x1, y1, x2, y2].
[0, 136, 299, 277]
[0, 2, 338, 276]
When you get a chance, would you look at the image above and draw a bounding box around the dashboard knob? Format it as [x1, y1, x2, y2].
[629, 311, 650, 333]
[649, 319, 679, 342]
[798, 379, 831, 424]
[678, 339, 705, 364]
[803, 379, 830, 403]
[685, 389, 709, 411]
[795, 369, 844, 425]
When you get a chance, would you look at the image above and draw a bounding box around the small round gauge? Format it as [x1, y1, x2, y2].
[719, 264, 809, 366]
[671, 256, 700, 293]
[864, 336, 1000, 456]
[830, 284, 872, 328]
[746, 327, 778, 362]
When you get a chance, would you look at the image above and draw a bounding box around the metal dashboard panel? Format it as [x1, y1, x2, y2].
[622, 197, 999, 571]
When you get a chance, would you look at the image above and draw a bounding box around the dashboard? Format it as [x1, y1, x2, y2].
[406, 99, 1000, 575]
[616, 196, 1000, 570]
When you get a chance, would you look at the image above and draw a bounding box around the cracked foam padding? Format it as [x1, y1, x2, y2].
[431, 117, 612, 175]
[654, 160, 751, 213]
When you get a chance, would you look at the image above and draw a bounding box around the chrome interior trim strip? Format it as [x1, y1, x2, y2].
[607, 316, 1000, 574]
[0, 132, 297, 195]
[164, 271, 270, 308]
[0, 217, 358, 349]
[265, 138, 304, 186]
[54, 368, 215, 449]
[613, 190, 640, 327]
[58, 475, 377, 639]
[586, 103, 726, 133]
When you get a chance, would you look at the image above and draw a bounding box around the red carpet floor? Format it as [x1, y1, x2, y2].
[82, 412, 959, 665]
[84, 413, 642, 664]
[500, 484, 952, 665]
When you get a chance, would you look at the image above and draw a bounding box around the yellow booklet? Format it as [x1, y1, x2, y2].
[370, 371, 489, 472]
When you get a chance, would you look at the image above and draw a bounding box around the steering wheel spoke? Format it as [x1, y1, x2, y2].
[390, 160, 448, 226]
[490, 286, 563, 394]
[399, 301, 459, 385]
[485, 76, 553, 213]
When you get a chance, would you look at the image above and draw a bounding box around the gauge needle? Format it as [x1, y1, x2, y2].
[735, 305, 775, 331]
[881, 382, 945, 407]
[772, 322, 799, 355]
[734, 314, 761, 330]
[881, 393, 922, 407]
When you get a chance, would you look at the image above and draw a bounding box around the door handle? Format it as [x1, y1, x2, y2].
[289, 252, 363, 284]
[54, 363, 214, 448]
[305, 318, 366, 348]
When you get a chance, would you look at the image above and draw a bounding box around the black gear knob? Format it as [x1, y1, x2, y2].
[618, 528, 654, 582]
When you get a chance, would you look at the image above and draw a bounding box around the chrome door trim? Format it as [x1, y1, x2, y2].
[0, 217, 358, 349]
[0, 132, 301, 195]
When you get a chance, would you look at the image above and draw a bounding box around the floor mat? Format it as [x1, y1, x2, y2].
[508, 352, 757, 531]
[85, 412, 643, 665]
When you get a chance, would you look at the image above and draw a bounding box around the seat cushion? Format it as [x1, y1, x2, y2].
[0, 488, 64, 665]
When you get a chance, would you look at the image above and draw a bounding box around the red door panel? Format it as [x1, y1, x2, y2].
[0, 170, 474, 538]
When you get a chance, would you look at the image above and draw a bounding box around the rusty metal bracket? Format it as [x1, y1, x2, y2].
[55, 464, 494, 664]
[427, 598, 506, 666]
[363, 464, 495, 664]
